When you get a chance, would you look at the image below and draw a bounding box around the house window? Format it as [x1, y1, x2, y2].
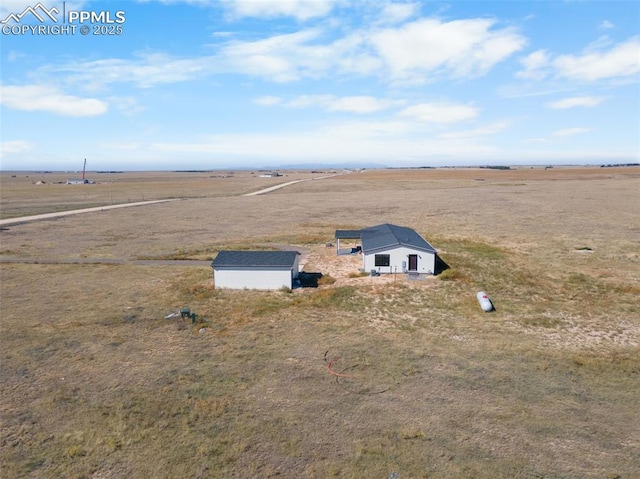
[374, 254, 390, 267]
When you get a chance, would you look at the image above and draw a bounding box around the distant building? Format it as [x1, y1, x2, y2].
[259, 172, 283, 178]
[212, 250, 300, 290]
[66, 179, 95, 184]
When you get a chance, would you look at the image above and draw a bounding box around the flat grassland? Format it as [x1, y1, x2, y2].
[1, 167, 639, 478]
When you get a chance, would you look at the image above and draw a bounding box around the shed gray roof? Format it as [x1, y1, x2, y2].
[360, 224, 436, 254]
[212, 250, 299, 268]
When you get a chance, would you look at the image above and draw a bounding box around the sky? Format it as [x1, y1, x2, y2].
[1, 0, 639, 171]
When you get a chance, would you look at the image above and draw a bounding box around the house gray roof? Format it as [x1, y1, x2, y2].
[335, 229, 364, 239]
[212, 250, 299, 268]
[360, 223, 436, 254]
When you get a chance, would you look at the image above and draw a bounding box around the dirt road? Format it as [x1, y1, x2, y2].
[242, 174, 337, 196]
[0, 199, 179, 227]
[1, 173, 339, 226]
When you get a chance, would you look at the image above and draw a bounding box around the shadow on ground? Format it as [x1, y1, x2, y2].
[296, 272, 323, 288]
[435, 255, 450, 275]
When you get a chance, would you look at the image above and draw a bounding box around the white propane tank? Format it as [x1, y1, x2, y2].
[476, 291, 494, 312]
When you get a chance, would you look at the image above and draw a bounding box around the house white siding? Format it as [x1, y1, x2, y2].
[214, 267, 294, 290]
[363, 246, 436, 275]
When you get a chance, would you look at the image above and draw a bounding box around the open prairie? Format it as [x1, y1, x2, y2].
[1, 166, 639, 478]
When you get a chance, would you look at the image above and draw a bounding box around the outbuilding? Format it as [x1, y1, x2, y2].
[335, 223, 437, 275]
[212, 250, 300, 290]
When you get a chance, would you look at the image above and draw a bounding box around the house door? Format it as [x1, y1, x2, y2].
[408, 254, 418, 271]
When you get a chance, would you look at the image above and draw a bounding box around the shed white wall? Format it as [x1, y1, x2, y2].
[363, 246, 435, 275]
[214, 267, 294, 290]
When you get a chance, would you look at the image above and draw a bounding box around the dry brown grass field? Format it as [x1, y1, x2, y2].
[0, 170, 320, 220]
[1, 166, 639, 478]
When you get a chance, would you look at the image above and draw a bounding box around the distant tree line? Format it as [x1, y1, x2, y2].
[600, 163, 639, 168]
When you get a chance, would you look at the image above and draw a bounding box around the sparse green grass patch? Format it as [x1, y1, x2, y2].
[348, 271, 369, 278]
[456, 238, 508, 261]
[316, 273, 336, 285]
[437, 267, 469, 282]
[521, 315, 563, 328]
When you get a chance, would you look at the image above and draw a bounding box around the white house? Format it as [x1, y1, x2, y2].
[212, 250, 300, 290]
[336, 223, 437, 275]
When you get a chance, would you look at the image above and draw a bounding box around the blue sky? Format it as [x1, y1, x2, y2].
[1, 0, 639, 170]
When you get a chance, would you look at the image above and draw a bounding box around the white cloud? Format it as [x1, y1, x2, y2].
[554, 37, 640, 81]
[285, 94, 331, 108]
[0, 0, 36, 12]
[0, 140, 32, 155]
[582, 36, 618, 55]
[108, 96, 145, 115]
[546, 96, 604, 109]
[324, 31, 383, 76]
[599, 20, 614, 30]
[216, 28, 330, 82]
[370, 18, 526, 82]
[497, 83, 573, 99]
[516, 49, 551, 80]
[0, 0, 87, 19]
[280, 94, 401, 113]
[552, 127, 593, 136]
[253, 95, 282, 106]
[72, 126, 637, 168]
[523, 137, 546, 144]
[398, 102, 478, 123]
[46, 52, 210, 89]
[135, 0, 220, 5]
[0, 0, 55, 16]
[320, 119, 415, 138]
[7, 50, 26, 62]
[516, 38, 639, 83]
[215, 29, 383, 82]
[221, 0, 335, 20]
[327, 95, 400, 113]
[0, 84, 107, 116]
[44, 29, 348, 87]
[377, 2, 419, 24]
[36, 15, 526, 88]
[150, 122, 499, 164]
[438, 121, 510, 139]
[212, 31, 234, 38]
[97, 141, 142, 151]
[208, 16, 528, 85]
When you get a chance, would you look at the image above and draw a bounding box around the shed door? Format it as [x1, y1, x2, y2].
[408, 254, 418, 271]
